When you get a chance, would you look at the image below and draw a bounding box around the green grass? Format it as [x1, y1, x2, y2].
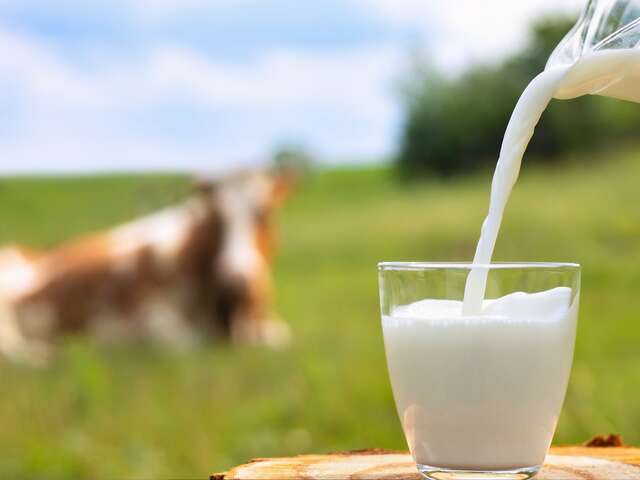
[0, 149, 639, 479]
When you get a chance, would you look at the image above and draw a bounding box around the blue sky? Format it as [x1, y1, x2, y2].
[0, 0, 583, 173]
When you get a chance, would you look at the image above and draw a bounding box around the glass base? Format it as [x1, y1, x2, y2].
[417, 463, 540, 480]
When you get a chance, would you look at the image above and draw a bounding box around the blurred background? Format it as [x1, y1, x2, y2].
[0, 0, 639, 478]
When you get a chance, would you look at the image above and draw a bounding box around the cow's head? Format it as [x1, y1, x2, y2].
[194, 169, 295, 343]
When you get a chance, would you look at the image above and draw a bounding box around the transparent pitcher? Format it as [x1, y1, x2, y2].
[546, 0, 640, 102]
[548, 0, 640, 66]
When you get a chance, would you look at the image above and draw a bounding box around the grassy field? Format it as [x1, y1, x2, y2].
[0, 149, 639, 479]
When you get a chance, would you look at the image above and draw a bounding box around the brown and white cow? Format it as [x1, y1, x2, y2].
[0, 170, 294, 365]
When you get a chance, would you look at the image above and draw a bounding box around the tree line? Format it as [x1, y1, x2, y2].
[398, 17, 640, 176]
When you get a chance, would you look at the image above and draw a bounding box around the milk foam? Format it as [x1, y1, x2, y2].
[463, 49, 640, 314]
[395, 286, 571, 323]
[382, 287, 578, 470]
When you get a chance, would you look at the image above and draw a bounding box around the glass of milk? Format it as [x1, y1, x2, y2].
[378, 262, 580, 480]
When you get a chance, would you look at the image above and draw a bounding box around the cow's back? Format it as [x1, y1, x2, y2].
[13, 199, 224, 335]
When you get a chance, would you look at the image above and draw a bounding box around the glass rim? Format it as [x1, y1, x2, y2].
[378, 261, 580, 271]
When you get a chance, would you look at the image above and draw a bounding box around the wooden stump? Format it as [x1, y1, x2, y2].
[213, 441, 640, 479]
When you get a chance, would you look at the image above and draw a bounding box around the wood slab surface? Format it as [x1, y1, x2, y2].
[213, 437, 640, 480]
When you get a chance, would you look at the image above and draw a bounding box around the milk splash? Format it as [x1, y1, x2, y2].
[463, 49, 640, 315]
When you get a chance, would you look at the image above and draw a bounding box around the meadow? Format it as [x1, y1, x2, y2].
[0, 148, 639, 479]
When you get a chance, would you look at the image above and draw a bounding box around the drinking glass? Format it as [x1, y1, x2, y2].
[378, 262, 580, 480]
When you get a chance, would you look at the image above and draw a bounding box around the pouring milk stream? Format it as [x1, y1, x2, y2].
[463, 0, 640, 314]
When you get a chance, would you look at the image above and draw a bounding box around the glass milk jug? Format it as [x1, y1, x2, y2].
[547, 0, 640, 102]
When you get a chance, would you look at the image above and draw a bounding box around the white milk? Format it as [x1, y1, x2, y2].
[382, 287, 578, 470]
[463, 50, 640, 314]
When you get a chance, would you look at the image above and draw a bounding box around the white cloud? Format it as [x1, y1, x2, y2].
[0, 1, 595, 173]
[359, 0, 585, 70]
[0, 29, 106, 108]
[0, 26, 402, 173]
[147, 46, 402, 111]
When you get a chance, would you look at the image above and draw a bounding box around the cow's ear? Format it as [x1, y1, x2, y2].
[270, 168, 297, 206]
[191, 175, 219, 196]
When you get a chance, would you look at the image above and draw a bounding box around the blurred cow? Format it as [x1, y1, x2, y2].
[0, 170, 294, 365]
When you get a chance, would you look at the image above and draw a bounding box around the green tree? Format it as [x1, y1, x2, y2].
[272, 144, 315, 175]
[398, 16, 640, 176]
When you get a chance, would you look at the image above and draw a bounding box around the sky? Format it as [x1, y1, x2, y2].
[0, 0, 585, 174]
